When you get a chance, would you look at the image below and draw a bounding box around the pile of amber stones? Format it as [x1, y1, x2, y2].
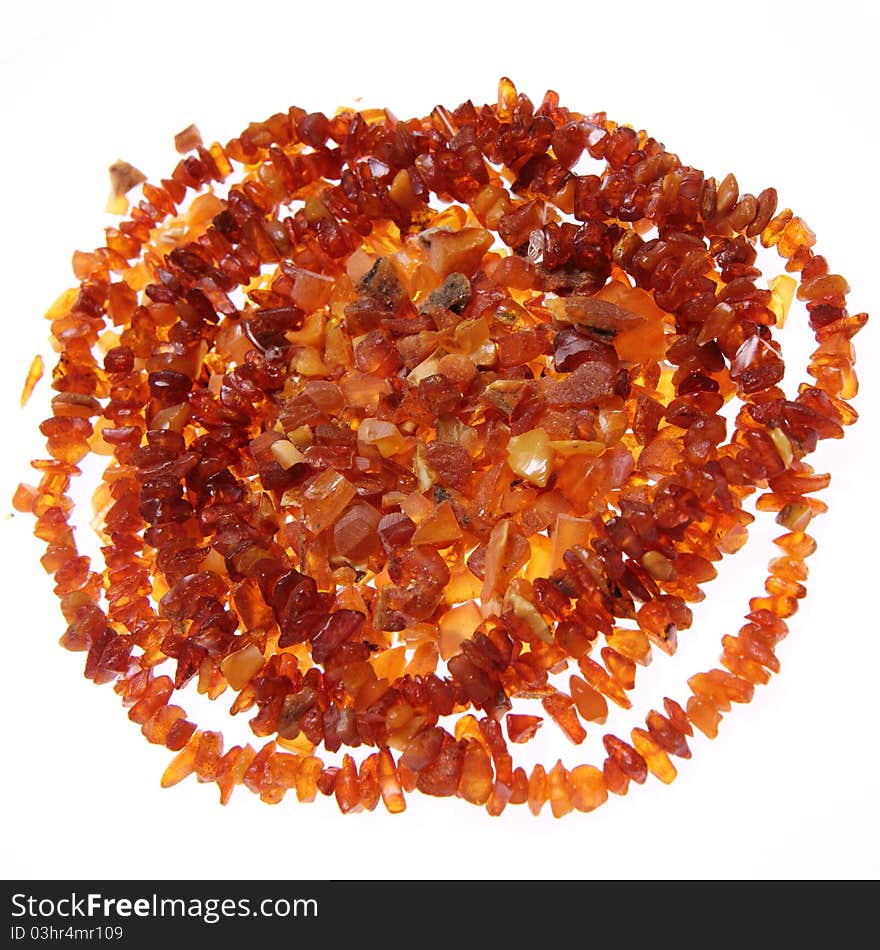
[18, 79, 865, 815]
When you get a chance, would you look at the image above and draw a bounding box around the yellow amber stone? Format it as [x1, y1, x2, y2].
[389, 168, 424, 211]
[357, 418, 407, 458]
[405, 640, 439, 676]
[160, 739, 198, 788]
[370, 645, 406, 682]
[453, 714, 484, 744]
[524, 532, 553, 583]
[761, 208, 793, 247]
[768, 274, 797, 327]
[295, 755, 323, 803]
[505, 580, 553, 643]
[631, 728, 677, 784]
[768, 427, 795, 468]
[270, 439, 306, 469]
[497, 77, 517, 119]
[411, 501, 463, 546]
[20, 354, 44, 407]
[445, 560, 482, 602]
[303, 469, 357, 534]
[507, 428, 555, 488]
[605, 627, 652, 665]
[778, 215, 816, 259]
[438, 601, 482, 660]
[220, 643, 265, 691]
[550, 513, 592, 573]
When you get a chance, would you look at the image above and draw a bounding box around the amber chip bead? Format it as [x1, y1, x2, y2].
[21, 78, 866, 816]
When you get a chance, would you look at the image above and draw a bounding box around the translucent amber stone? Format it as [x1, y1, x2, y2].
[527, 764, 548, 816]
[507, 429, 555, 487]
[486, 780, 513, 817]
[646, 709, 691, 758]
[377, 748, 406, 814]
[194, 731, 223, 782]
[605, 628, 651, 664]
[510, 767, 529, 805]
[603, 735, 648, 784]
[602, 647, 636, 690]
[569, 765, 608, 812]
[20, 354, 44, 407]
[602, 756, 630, 797]
[506, 714, 544, 744]
[295, 756, 323, 803]
[303, 470, 357, 533]
[577, 656, 631, 709]
[542, 692, 587, 744]
[687, 697, 722, 738]
[160, 739, 198, 788]
[631, 728, 677, 784]
[335, 755, 363, 814]
[458, 739, 494, 805]
[547, 761, 573, 818]
[216, 745, 256, 805]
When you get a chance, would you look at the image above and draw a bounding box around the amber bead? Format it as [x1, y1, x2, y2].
[508, 767, 529, 805]
[458, 739, 494, 805]
[646, 709, 691, 759]
[161, 738, 198, 788]
[602, 756, 630, 797]
[631, 728, 677, 784]
[373, 749, 404, 813]
[358, 753, 381, 812]
[506, 714, 543, 744]
[603, 735, 648, 784]
[335, 755, 362, 814]
[687, 697, 722, 739]
[577, 656, 632, 709]
[295, 756, 323, 803]
[569, 765, 608, 812]
[547, 761, 573, 818]
[21, 354, 44, 407]
[527, 764, 548, 816]
[542, 692, 587, 744]
[569, 675, 609, 724]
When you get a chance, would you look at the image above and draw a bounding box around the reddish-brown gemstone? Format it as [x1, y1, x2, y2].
[506, 714, 543, 744]
[603, 735, 648, 784]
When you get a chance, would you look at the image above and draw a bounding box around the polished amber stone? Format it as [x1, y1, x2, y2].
[569, 765, 608, 812]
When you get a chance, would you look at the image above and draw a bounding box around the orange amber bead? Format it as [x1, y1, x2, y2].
[569, 765, 608, 812]
[631, 728, 677, 784]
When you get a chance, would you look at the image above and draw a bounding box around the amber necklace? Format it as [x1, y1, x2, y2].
[17, 79, 865, 815]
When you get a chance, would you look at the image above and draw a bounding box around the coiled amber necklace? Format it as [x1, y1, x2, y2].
[17, 79, 865, 815]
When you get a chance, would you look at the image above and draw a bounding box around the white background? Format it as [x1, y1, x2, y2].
[1, 0, 878, 880]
